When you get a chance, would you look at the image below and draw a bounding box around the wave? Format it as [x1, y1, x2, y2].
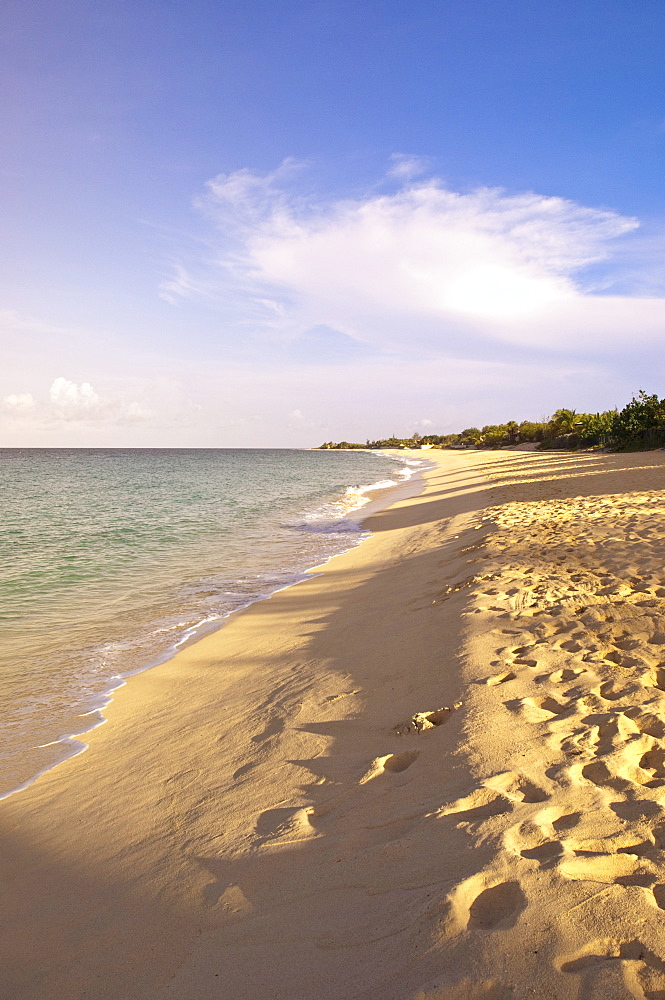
[0, 449, 428, 801]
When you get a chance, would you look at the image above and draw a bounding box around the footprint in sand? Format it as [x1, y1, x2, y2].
[520, 840, 564, 863]
[649, 822, 665, 850]
[466, 880, 526, 930]
[559, 938, 665, 997]
[395, 707, 454, 735]
[435, 786, 513, 824]
[233, 761, 258, 781]
[253, 805, 324, 844]
[530, 805, 582, 836]
[649, 667, 665, 691]
[614, 638, 642, 651]
[610, 799, 663, 821]
[597, 680, 634, 701]
[508, 695, 570, 723]
[624, 709, 665, 739]
[552, 811, 582, 832]
[651, 884, 665, 910]
[486, 670, 516, 686]
[558, 852, 641, 883]
[534, 695, 572, 715]
[251, 714, 286, 743]
[580, 760, 628, 791]
[579, 712, 641, 755]
[383, 751, 419, 773]
[604, 650, 644, 670]
[502, 815, 567, 867]
[484, 771, 548, 804]
[638, 746, 665, 785]
[510, 646, 539, 667]
[359, 751, 419, 783]
[552, 667, 586, 683]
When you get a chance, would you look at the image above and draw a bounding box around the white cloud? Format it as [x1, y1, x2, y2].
[119, 401, 153, 423]
[49, 377, 107, 420]
[1, 378, 151, 427]
[171, 160, 665, 355]
[2, 392, 35, 415]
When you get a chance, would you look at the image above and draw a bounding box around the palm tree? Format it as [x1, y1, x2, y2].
[551, 408, 577, 435]
[506, 420, 519, 444]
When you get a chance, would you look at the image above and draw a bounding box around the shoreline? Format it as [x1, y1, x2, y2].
[3, 448, 665, 998]
[0, 451, 427, 804]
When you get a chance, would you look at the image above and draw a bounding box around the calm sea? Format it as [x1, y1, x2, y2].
[0, 448, 424, 798]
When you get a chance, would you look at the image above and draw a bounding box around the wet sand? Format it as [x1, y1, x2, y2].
[3, 448, 665, 999]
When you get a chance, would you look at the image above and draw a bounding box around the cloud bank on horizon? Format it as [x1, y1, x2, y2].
[162, 160, 662, 356]
[2, 378, 151, 428]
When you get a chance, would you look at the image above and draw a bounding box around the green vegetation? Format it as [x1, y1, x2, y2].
[611, 391, 665, 450]
[317, 391, 665, 452]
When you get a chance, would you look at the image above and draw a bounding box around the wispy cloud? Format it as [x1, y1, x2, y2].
[387, 153, 432, 180]
[164, 159, 665, 355]
[159, 263, 215, 305]
[0, 310, 76, 336]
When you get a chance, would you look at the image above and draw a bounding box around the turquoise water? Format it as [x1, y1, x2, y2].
[0, 448, 423, 797]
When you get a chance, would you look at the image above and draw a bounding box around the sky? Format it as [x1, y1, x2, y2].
[2, 0, 665, 447]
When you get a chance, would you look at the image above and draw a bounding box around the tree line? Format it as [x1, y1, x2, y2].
[318, 391, 665, 452]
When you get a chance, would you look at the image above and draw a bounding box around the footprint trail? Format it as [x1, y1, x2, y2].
[423, 489, 665, 998]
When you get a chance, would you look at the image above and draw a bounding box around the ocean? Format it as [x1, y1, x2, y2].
[0, 447, 425, 798]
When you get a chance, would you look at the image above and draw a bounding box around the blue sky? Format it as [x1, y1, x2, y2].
[2, 0, 665, 445]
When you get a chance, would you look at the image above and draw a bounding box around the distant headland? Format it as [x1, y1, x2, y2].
[318, 390, 665, 453]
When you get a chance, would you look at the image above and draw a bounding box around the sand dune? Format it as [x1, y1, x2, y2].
[2, 448, 665, 999]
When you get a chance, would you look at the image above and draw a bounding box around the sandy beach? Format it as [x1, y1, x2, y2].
[4, 447, 665, 999]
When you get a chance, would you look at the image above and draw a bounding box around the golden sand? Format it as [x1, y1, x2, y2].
[2, 448, 665, 999]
